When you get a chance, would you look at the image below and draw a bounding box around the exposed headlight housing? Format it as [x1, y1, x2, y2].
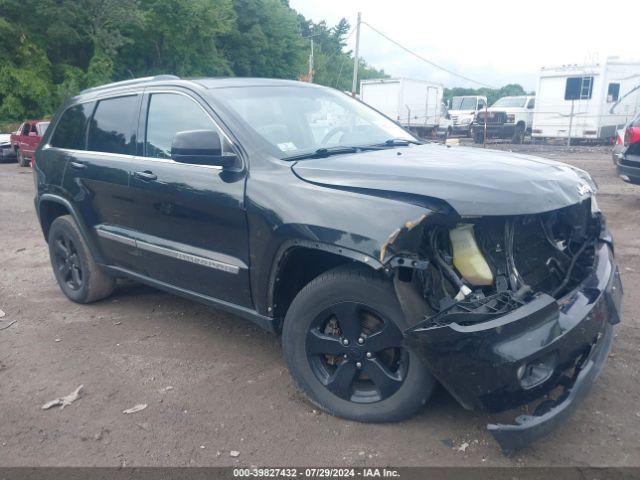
[506, 114, 515, 123]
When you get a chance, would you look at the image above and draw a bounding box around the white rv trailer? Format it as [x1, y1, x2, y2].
[532, 59, 640, 142]
[359, 78, 443, 137]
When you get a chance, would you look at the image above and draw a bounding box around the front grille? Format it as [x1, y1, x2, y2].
[475, 111, 507, 124]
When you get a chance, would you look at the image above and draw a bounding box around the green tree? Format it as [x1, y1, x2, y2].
[221, 0, 305, 78]
[119, 0, 234, 78]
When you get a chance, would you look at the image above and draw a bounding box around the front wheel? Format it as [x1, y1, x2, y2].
[511, 124, 525, 144]
[282, 266, 435, 422]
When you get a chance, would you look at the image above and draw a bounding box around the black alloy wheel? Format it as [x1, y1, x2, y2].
[282, 266, 435, 422]
[47, 215, 115, 303]
[306, 301, 408, 403]
[51, 232, 83, 291]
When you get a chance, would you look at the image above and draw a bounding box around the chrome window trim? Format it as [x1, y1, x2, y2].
[40, 146, 224, 170]
[45, 88, 238, 171]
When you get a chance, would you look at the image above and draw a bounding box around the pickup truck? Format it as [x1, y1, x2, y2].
[11, 120, 49, 166]
[473, 95, 535, 144]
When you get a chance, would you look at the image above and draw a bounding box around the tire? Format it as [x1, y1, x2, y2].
[48, 215, 115, 303]
[511, 124, 525, 144]
[282, 265, 435, 423]
[17, 149, 29, 167]
[473, 129, 484, 144]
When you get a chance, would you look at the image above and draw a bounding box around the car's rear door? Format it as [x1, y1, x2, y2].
[126, 88, 251, 307]
[60, 93, 143, 269]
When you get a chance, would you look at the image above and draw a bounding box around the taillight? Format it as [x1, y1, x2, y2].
[624, 126, 640, 146]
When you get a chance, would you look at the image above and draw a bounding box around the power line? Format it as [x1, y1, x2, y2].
[361, 21, 496, 88]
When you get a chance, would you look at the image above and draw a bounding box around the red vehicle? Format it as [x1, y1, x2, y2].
[615, 111, 640, 185]
[11, 120, 50, 167]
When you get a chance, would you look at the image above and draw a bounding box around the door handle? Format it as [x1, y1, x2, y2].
[133, 170, 157, 181]
[69, 161, 87, 170]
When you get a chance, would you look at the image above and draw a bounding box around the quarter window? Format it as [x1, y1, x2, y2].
[50, 104, 93, 150]
[87, 96, 138, 155]
[145, 93, 229, 159]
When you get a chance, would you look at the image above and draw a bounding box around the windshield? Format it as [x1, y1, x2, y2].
[450, 97, 477, 110]
[214, 85, 415, 159]
[492, 97, 527, 108]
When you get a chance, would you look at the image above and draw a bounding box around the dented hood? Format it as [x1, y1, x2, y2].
[291, 144, 595, 216]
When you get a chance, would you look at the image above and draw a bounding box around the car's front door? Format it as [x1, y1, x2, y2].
[127, 89, 251, 307]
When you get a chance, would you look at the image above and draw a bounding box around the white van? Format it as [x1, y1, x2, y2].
[447, 95, 487, 136]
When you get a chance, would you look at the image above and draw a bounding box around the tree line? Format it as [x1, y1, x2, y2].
[0, 0, 386, 123]
[0, 0, 530, 126]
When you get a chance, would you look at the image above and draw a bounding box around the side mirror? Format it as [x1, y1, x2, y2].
[171, 130, 238, 168]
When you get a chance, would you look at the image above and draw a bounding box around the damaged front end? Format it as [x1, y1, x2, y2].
[385, 198, 622, 453]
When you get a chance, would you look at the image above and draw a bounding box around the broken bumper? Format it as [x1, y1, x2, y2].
[405, 240, 622, 452]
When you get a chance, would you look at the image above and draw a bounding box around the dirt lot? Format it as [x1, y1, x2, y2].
[1, 143, 639, 467]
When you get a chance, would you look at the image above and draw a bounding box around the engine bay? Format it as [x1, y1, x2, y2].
[409, 199, 602, 327]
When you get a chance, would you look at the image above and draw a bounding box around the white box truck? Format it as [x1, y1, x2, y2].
[532, 58, 640, 142]
[359, 78, 443, 137]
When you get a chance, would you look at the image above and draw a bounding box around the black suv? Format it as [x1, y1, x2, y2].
[34, 76, 622, 452]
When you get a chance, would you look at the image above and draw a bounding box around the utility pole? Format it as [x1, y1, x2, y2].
[567, 99, 575, 146]
[351, 12, 361, 97]
[309, 37, 314, 82]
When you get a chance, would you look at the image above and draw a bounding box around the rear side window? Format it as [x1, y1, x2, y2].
[50, 104, 93, 150]
[88, 96, 139, 155]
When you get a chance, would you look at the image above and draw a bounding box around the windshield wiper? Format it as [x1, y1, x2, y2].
[380, 138, 423, 146]
[284, 146, 361, 161]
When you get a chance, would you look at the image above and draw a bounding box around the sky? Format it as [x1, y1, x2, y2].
[289, 0, 639, 91]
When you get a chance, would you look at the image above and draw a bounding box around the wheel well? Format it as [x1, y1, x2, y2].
[272, 247, 358, 323]
[39, 200, 70, 240]
[516, 120, 526, 128]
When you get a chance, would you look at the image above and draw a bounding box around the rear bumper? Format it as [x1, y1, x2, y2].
[405, 240, 622, 452]
[616, 153, 640, 184]
[0, 146, 16, 160]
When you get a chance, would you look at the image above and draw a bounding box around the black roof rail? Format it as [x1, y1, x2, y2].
[80, 75, 181, 94]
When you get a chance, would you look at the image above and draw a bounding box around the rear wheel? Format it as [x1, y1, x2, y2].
[48, 215, 115, 303]
[17, 149, 29, 167]
[282, 266, 435, 422]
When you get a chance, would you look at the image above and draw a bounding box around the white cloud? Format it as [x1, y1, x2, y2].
[290, 0, 639, 91]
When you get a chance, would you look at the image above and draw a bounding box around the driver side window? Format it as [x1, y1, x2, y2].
[145, 93, 231, 160]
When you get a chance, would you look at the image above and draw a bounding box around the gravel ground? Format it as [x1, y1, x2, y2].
[0, 144, 639, 467]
